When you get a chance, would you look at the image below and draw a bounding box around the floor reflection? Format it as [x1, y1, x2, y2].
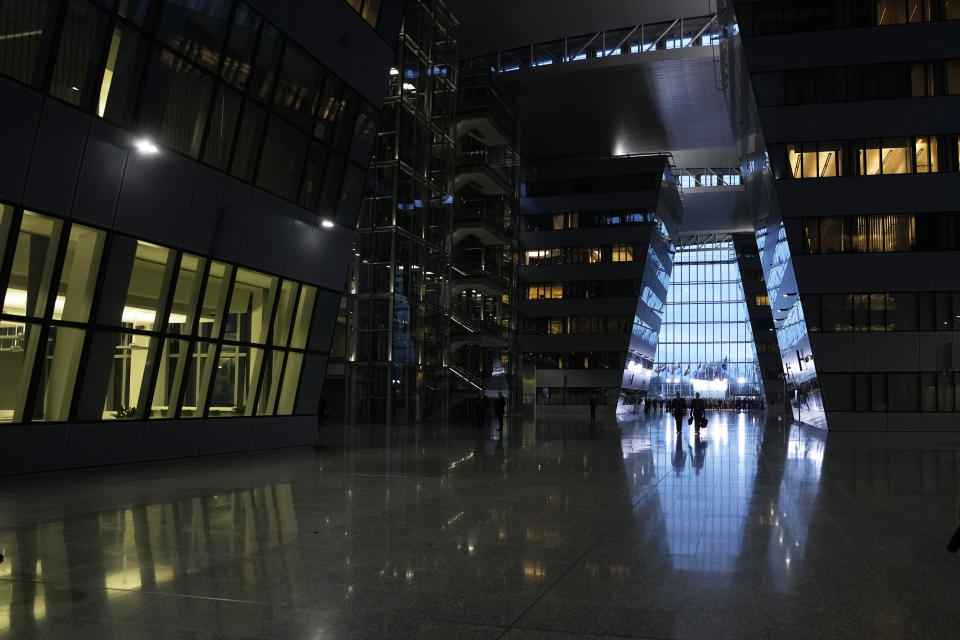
[0, 412, 958, 639]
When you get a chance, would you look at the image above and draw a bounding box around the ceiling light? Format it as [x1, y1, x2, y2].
[321, 219, 335, 228]
[389, 67, 399, 75]
[134, 138, 159, 154]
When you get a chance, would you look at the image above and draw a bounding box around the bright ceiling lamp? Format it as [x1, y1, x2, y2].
[133, 138, 159, 154]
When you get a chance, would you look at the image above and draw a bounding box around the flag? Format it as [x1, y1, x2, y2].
[684, 366, 690, 376]
[721, 356, 728, 374]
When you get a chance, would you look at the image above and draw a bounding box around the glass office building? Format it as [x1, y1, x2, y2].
[0, 0, 404, 472]
[651, 238, 763, 400]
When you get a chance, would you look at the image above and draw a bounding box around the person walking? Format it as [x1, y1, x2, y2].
[691, 392, 706, 434]
[494, 392, 507, 431]
[671, 392, 687, 434]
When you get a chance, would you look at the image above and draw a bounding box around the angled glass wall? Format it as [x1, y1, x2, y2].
[651, 238, 762, 400]
[0, 205, 332, 424]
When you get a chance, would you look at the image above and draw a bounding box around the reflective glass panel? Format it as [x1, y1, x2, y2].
[181, 340, 216, 417]
[3, 211, 63, 318]
[168, 253, 205, 334]
[97, 25, 149, 127]
[276, 352, 302, 415]
[140, 47, 214, 158]
[203, 85, 242, 171]
[0, 0, 58, 87]
[256, 349, 285, 415]
[226, 268, 277, 344]
[290, 286, 316, 349]
[198, 261, 232, 339]
[272, 280, 298, 347]
[100, 331, 155, 420]
[881, 138, 912, 174]
[150, 336, 190, 418]
[120, 240, 173, 332]
[0, 322, 40, 423]
[33, 324, 85, 422]
[156, 0, 231, 73]
[52, 224, 105, 323]
[49, 0, 109, 107]
[207, 344, 261, 417]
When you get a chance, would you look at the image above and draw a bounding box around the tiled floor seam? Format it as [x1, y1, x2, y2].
[492, 467, 678, 639]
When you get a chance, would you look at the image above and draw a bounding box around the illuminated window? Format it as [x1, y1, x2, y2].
[881, 137, 912, 174]
[756, 295, 770, 306]
[611, 244, 634, 262]
[914, 136, 939, 173]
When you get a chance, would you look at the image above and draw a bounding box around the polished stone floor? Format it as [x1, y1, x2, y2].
[1, 411, 959, 639]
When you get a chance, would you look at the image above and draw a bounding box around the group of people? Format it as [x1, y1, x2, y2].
[475, 392, 507, 431]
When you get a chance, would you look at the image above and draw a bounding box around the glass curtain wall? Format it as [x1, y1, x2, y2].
[345, 0, 458, 424]
[0, 204, 330, 424]
[652, 239, 762, 400]
[0, 0, 376, 214]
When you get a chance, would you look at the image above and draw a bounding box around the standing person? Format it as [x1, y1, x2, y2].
[494, 392, 506, 431]
[589, 395, 598, 422]
[691, 392, 706, 434]
[671, 392, 687, 434]
[475, 392, 487, 429]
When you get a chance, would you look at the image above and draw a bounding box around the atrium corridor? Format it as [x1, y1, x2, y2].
[1, 413, 957, 639]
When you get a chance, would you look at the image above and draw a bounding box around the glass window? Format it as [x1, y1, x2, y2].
[168, 253, 205, 334]
[786, 143, 812, 178]
[256, 116, 308, 201]
[290, 285, 316, 349]
[854, 139, 879, 175]
[99, 331, 156, 420]
[230, 101, 266, 181]
[336, 162, 367, 226]
[207, 344, 261, 417]
[361, 0, 381, 25]
[149, 336, 189, 418]
[946, 60, 960, 95]
[871, 373, 888, 412]
[113, 240, 174, 332]
[870, 293, 888, 331]
[180, 339, 216, 417]
[49, 1, 109, 108]
[852, 293, 870, 332]
[314, 74, 343, 144]
[156, 0, 231, 73]
[351, 100, 379, 161]
[256, 349, 284, 415]
[203, 85, 242, 171]
[822, 294, 852, 331]
[0, 0, 58, 88]
[819, 217, 844, 254]
[52, 224, 105, 323]
[0, 321, 39, 423]
[887, 292, 917, 330]
[226, 268, 277, 344]
[3, 211, 63, 318]
[881, 137, 912, 174]
[611, 244, 634, 262]
[276, 352, 302, 415]
[198, 261, 233, 339]
[249, 21, 282, 102]
[334, 87, 359, 153]
[140, 48, 214, 158]
[876, 0, 908, 24]
[888, 373, 919, 411]
[914, 136, 939, 172]
[938, 372, 954, 411]
[921, 372, 938, 411]
[319, 153, 345, 217]
[97, 25, 149, 127]
[273, 42, 322, 131]
[220, 2, 261, 90]
[818, 141, 844, 177]
[298, 140, 328, 211]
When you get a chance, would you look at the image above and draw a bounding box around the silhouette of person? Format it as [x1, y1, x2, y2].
[671, 437, 687, 474]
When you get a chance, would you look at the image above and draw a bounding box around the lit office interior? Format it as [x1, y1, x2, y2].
[0, 205, 332, 424]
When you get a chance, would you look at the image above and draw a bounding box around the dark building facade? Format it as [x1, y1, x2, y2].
[725, 0, 960, 429]
[0, 0, 403, 473]
[517, 156, 681, 417]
